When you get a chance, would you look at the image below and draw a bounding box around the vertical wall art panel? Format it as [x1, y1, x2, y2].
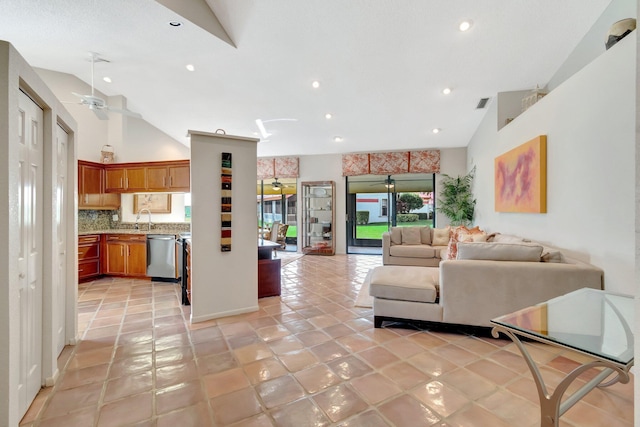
[221, 152, 232, 251]
[495, 135, 547, 213]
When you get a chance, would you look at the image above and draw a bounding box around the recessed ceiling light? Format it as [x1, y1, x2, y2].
[325, 113, 332, 119]
[459, 20, 473, 32]
[169, 21, 183, 27]
[333, 136, 343, 142]
[442, 87, 452, 95]
[103, 76, 112, 83]
[432, 128, 441, 134]
[186, 64, 195, 71]
[312, 81, 320, 89]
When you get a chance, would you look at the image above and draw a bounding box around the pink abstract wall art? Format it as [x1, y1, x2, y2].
[495, 135, 547, 213]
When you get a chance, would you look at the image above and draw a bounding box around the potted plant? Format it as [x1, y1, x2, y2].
[437, 168, 476, 226]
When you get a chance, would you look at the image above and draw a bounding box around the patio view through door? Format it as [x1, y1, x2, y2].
[346, 174, 435, 254]
[257, 178, 297, 251]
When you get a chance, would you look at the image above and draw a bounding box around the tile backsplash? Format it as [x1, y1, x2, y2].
[78, 209, 190, 233]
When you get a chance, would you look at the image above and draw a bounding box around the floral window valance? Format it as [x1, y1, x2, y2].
[257, 157, 299, 180]
[342, 150, 440, 176]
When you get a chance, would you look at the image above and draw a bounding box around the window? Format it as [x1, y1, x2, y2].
[381, 198, 388, 217]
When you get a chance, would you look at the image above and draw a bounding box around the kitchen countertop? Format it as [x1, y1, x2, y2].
[79, 229, 187, 236]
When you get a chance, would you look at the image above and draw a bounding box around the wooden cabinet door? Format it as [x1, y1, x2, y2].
[105, 168, 126, 192]
[105, 242, 126, 274]
[80, 163, 102, 194]
[168, 165, 190, 191]
[126, 242, 147, 276]
[146, 166, 168, 190]
[125, 167, 147, 191]
[79, 163, 103, 208]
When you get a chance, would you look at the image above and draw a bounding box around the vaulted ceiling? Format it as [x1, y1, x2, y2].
[0, 0, 612, 156]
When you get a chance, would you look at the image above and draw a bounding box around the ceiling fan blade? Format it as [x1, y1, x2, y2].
[89, 105, 109, 120]
[106, 107, 142, 119]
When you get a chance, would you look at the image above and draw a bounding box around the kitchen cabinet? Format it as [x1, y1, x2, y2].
[104, 234, 147, 277]
[78, 234, 101, 281]
[301, 181, 335, 255]
[146, 161, 190, 192]
[78, 160, 121, 210]
[105, 166, 147, 192]
[104, 160, 190, 193]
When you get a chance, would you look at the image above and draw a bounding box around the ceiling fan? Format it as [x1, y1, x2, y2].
[68, 52, 142, 121]
[271, 178, 291, 190]
[370, 178, 395, 189]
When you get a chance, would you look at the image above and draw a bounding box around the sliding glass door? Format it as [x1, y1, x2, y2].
[257, 178, 297, 251]
[346, 174, 435, 254]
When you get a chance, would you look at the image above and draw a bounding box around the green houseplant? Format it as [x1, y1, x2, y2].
[437, 168, 476, 226]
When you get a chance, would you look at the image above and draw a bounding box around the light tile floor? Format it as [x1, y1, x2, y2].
[21, 254, 633, 426]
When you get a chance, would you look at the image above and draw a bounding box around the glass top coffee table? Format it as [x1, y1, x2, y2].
[491, 288, 633, 427]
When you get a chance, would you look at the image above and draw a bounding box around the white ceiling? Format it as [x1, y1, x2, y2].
[0, 0, 611, 157]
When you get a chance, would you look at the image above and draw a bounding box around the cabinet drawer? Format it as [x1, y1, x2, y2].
[78, 260, 100, 279]
[106, 234, 146, 242]
[78, 235, 100, 244]
[79, 244, 99, 260]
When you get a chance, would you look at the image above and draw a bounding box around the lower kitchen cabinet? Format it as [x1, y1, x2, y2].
[104, 234, 147, 277]
[78, 234, 101, 281]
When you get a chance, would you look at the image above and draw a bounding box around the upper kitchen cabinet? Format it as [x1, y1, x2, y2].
[146, 161, 190, 192]
[105, 166, 147, 192]
[78, 160, 121, 210]
[104, 160, 190, 193]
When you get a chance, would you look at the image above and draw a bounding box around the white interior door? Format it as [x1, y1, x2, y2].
[17, 90, 43, 417]
[54, 125, 68, 354]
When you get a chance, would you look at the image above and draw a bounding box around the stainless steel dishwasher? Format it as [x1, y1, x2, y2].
[146, 234, 178, 280]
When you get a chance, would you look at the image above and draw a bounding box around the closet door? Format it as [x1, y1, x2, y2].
[54, 125, 68, 355]
[17, 90, 43, 417]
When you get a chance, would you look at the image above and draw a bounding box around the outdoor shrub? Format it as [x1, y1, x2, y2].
[417, 212, 429, 220]
[356, 211, 370, 225]
[397, 213, 419, 222]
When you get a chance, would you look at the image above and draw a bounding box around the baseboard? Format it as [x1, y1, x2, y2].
[45, 369, 60, 387]
[190, 305, 259, 323]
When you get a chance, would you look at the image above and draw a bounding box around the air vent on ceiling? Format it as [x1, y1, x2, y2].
[476, 97, 490, 109]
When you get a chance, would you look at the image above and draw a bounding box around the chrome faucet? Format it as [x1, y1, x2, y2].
[135, 208, 153, 231]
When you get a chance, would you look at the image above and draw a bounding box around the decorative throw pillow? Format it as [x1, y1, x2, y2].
[401, 227, 421, 245]
[447, 226, 474, 260]
[471, 233, 488, 242]
[431, 227, 450, 246]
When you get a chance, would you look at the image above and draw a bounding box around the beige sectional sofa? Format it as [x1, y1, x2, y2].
[372, 230, 605, 329]
[381, 226, 450, 267]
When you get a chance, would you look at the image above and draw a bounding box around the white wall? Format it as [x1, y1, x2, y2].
[35, 68, 189, 163]
[190, 131, 259, 322]
[548, 0, 636, 91]
[467, 33, 636, 295]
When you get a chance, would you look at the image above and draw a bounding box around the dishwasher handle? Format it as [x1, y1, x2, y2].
[147, 235, 178, 241]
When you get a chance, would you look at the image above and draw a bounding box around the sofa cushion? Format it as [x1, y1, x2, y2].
[390, 227, 402, 245]
[389, 245, 437, 259]
[369, 266, 439, 303]
[456, 242, 544, 262]
[432, 227, 450, 246]
[420, 226, 432, 245]
[401, 227, 421, 245]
